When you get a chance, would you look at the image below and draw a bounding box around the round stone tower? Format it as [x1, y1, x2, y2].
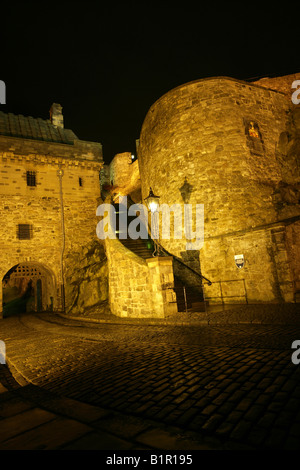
[138, 76, 296, 303]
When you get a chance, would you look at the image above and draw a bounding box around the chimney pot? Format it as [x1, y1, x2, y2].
[50, 103, 64, 128]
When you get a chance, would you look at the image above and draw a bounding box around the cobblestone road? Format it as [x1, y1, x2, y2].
[1, 312, 300, 450]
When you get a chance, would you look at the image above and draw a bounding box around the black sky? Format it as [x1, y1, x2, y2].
[0, 1, 298, 163]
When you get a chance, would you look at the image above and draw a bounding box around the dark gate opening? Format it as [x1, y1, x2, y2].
[2, 263, 55, 318]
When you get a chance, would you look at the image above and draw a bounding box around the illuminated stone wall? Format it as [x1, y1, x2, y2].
[64, 240, 109, 316]
[252, 73, 300, 96]
[105, 235, 177, 318]
[101, 152, 142, 203]
[0, 133, 103, 316]
[138, 75, 300, 304]
[2, 74, 298, 320]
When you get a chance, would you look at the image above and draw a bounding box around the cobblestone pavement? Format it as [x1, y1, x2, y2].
[1, 311, 300, 451]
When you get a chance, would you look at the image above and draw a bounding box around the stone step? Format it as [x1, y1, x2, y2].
[177, 302, 207, 312]
[117, 236, 154, 259]
[114, 209, 206, 309]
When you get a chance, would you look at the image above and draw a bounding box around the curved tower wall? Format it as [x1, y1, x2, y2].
[138, 77, 294, 303]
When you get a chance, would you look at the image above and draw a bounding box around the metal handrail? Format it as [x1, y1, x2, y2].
[205, 279, 248, 304]
[155, 241, 212, 285]
[110, 195, 212, 286]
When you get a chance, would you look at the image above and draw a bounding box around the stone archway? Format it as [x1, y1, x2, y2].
[2, 262, 56, 318]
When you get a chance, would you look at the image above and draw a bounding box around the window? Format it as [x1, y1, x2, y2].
[243, 118, 265, 156]
[17, 224, 32, 240]
[79, 177, 83, 187]
[26, 171, 36, 187]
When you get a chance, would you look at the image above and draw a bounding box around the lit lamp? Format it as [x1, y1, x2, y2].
[144, 187, 160, 213]
[144, 187, 162, 256]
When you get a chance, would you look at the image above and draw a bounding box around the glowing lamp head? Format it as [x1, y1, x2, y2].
[144, 187, 160, 213]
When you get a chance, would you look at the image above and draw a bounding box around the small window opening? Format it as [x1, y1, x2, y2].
[17, 224, 32, 240]
[26, 171, 36, 187]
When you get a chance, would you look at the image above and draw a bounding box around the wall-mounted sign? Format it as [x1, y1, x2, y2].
[234, 254, 244, 269]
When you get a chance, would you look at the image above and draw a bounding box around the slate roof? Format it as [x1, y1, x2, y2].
[0, 111, 78, 145]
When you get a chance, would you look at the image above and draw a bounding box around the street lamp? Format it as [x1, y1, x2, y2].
[144, 187, 162, 256]
[144, 187, 160, 213]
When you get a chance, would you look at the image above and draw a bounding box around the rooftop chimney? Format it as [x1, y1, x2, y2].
[50, 103, 64, 128]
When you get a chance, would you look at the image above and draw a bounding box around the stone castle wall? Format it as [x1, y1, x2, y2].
[138, 76, 300, 304]
[101, 152, 141, 203]
[252, 73, 300, 96]
[2, 74, 299, 320]
[0, 134, 103, 316]
[105, 235, 177, 318]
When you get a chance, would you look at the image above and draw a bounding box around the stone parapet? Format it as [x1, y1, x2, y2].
[105, 234, 178, 319]
[146, 256, 178, 318]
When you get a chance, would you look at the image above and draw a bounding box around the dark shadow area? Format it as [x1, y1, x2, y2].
[179, 177, 194, 204]
[2, 263, 56, 318]
[2, 281, 34, 318]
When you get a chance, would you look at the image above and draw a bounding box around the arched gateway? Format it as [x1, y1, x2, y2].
[1, 262, 57, 318]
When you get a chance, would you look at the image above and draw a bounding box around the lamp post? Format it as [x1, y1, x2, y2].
[144, 187, 162, 256]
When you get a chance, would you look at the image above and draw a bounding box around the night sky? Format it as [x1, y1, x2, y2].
[1, 2, 298, 164]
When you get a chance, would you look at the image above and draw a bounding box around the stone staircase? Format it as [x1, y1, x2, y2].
[113, 199, 208, 313]
[114, 201, 155, 259]
[118, 237, 155, 259]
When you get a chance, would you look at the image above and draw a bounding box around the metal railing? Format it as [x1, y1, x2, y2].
[205, 279, 248, 305]
[156, 242, 212, 286]
[111, 195, 212, 287]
